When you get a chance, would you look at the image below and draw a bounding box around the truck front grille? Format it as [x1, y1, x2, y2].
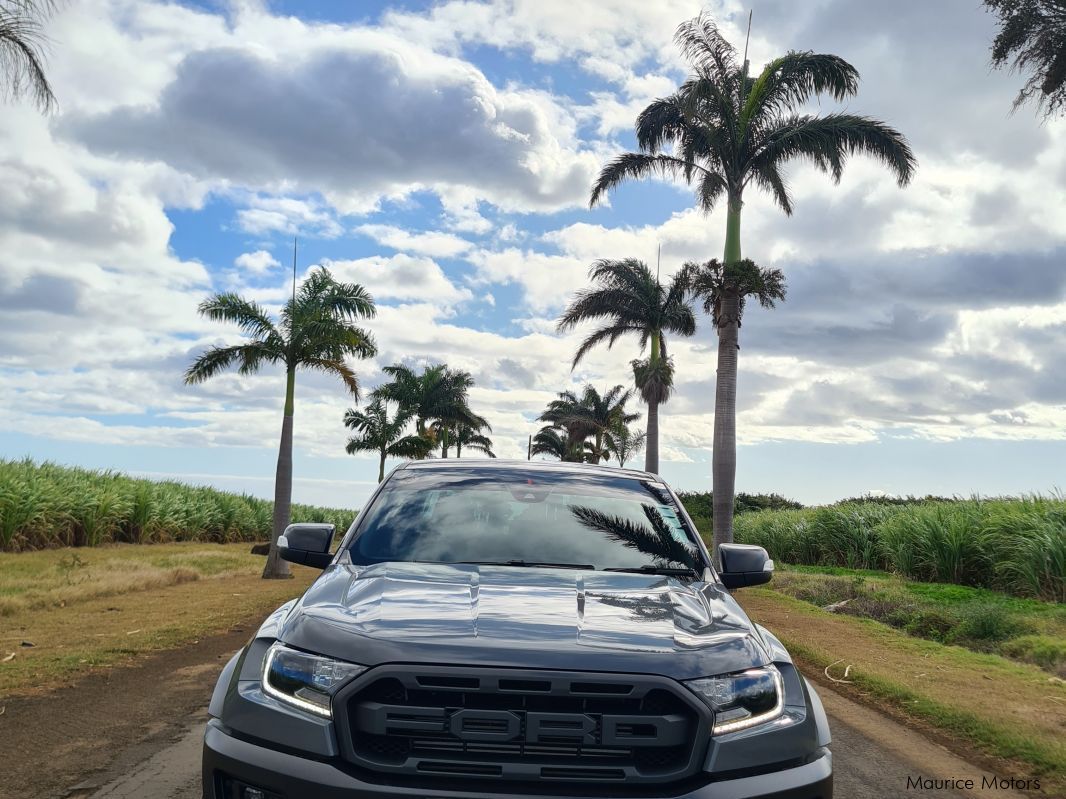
[334, 665, 711, 792]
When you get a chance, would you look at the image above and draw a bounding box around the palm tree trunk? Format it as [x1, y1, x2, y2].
[263, 367, 296, 579]
[711, 198, 743, 559]
[644, 399, 659, 473]
[440, 428, 449, 458]
[456, 439, 462, 458]
[644, 329, 662, 473]
[378, 449, 386, 483]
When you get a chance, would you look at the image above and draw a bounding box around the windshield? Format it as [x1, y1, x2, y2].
[347, 467, 704, 573]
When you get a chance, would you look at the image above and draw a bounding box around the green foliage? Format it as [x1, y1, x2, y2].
[985, 0, 1066, 118]
[1001, 635, 1066, 674]
[677, 491, 802, 519]
[769, 569, 1066, 675]
[0, 458, 355, 551]
[732, 497, 1066, 601]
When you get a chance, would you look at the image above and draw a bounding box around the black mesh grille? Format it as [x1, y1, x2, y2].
[335, 666, 710, 793]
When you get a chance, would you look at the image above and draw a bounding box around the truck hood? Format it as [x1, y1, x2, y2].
[278, 562, 770, 680]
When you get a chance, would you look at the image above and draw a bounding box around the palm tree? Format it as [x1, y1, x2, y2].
[607, 421, 646, 469]
[1, 0, 57, 111]
[344, 399, 433, 482]
[530, 425, 585, 462]
[986, 0, 1066, 117]
[540, 385, 637, 465]
[452, 422, 496, 458]
[373, 363, 485, 457]
[185, 267, 376, 578]
[557, 259, 695, 474]
[590, 13, 915, 553]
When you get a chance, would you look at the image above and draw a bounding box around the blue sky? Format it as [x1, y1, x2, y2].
[1, 0, 1064, 508]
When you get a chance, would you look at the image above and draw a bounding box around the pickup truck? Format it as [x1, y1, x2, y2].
[203, 459, 832, 798]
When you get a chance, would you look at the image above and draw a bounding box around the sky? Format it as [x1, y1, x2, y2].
[1, 0, 1064, 509]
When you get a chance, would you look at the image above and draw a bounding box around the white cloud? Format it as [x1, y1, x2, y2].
[234, 249, 281, 274]
[355, 224, 472, 258]
[65, 7, 601, 214]
[324, 254, 473, 305]
[235, 196, 343, 238]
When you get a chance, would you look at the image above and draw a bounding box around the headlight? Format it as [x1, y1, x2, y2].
[261, 642, 366, 718]
[684, 665, 784, 734]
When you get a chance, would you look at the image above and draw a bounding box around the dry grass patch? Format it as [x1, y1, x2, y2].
[0, 543, 317, 697]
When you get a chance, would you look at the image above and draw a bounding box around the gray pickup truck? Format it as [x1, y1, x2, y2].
[202, 460, 832, 798]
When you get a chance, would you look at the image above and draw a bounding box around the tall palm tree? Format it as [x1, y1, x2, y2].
[557, 259, 695, 474]
[607, 421, 646, 469]
[185, 267, 376, 578]
[344, 399, 433, 482]
[986, 0, 1066, 117]
[590, 13, 915, 553]
[373, 363, 485, 457]
[1, 0, 57, 111]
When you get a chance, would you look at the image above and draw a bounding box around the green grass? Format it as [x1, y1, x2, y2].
[0, 458, 356, 551]
[724, 496, 1065, 600]
[766, 567, 1066, 676]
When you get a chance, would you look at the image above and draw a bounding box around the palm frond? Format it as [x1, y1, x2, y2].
[0, 0, 57, 111]
[750, 161, 794, 215]
[569, 324, 641, 369]
[197, 293, 278, 341]
[590, 153, 709, 207]
[749, 112, 916, 187]
[568, 503, 698, 569]
[303, 357, 360, 398]
[184, 344, 276, 385]
[743, 52, 859, 126]
[674, 12, 739, 84]
[635, 94, 688, 152]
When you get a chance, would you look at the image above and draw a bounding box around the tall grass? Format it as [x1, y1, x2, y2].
[0, 459, 356, 551]
[733, 497, 1066, 601]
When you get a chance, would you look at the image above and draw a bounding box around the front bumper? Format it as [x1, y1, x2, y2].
[202, 719, 832, 799]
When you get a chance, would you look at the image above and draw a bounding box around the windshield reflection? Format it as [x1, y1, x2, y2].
[566, 502, 699, 571]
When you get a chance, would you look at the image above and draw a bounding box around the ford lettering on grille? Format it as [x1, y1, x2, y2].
[356, 703, 690, 747]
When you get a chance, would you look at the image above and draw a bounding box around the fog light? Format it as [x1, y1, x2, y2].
[220, 776, 281, 799]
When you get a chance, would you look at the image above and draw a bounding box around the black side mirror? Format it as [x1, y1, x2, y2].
[718, 543, 774, 589]
[278, 523, 336, 569]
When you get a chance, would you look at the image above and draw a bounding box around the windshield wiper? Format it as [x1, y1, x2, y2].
[603, 565, 700, 577]
[455, 560, 595, 570]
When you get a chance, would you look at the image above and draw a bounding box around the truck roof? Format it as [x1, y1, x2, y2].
[399, 458, 659, 481]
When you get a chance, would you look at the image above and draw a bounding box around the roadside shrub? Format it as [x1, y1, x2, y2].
[902, 608, 957, 641]
[1001, 635, 1066, 677]
[950, 603, 1031, 644]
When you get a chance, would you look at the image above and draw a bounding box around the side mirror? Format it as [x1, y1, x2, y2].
[278, 523, 336, 569]
[718, 543, 774, 589]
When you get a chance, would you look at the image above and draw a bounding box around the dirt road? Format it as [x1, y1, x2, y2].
[0, 626, 1036, 799]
